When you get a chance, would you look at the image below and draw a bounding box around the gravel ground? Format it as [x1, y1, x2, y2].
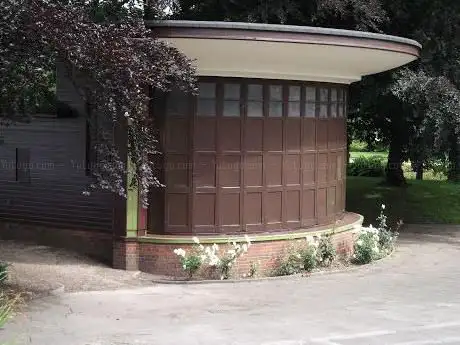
[0, 240, 156, 297]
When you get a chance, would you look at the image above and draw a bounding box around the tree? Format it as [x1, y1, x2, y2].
[173, 0, 387, 31]
[0, 0, 197, 204]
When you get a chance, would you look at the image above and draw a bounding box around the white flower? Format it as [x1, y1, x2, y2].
[356, 240, 363, 246]
[306, 235, 314, 244]
[232, 241, 237, 247]
[212, 243, 219, 251]
[192, 237, 200, 244]
[242, 244, 248, 253]
[173, 248, 186, 257]
[227, 249, 236, 256]
[244, 235, 251, 245]
[373, 246, 380, 253]
[381, 204, 386, 210]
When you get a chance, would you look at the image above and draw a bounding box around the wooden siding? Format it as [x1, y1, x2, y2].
[0, 116, 114, 232]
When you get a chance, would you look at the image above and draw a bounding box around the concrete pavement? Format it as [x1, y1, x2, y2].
[2, 225, 460, 345]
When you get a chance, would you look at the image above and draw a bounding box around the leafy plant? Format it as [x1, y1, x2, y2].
[347, 156, 386, 177]
[0, 263, 8, 284]
[353, 228, 381, 264]
[353, 204, 399, 264]
[173, 236, 252, 280]
[173, 247, 203, 279]
[0, 291, 21, 329]
[316, 234, 336, 267]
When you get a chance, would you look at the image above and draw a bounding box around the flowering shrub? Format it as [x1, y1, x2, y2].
[173, 246, 203, 279]
[173, 236, 252, 280]
[316, 234, 336, 267]
[274, 235, 325, 276]
[353, 204, 400, 265]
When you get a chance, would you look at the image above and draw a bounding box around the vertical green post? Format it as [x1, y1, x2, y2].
[126, 157, 139, 238]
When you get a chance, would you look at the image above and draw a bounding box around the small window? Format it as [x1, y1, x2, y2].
[247, 84, 263, 117]
[337, 89, 346, 118]
[319, 87, 329, 118]
[269, 85, 283, 117]
[330, 88, 338, 118]
[223, 84, 241, 117]
[197, 82, 216, 117]
[288, 86, 301, 117]
[305, 86, 316, 118]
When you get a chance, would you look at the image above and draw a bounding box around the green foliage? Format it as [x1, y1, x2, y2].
[273, 240, 319, 276]
[316, 235, 336, 267]
[348, 156, 386, 177]
[299, 246, 317, 272]
[274, 253, 304, 276]
[353, 230, 381, 264]
[180, 254, 202, 279]
[347, 176, 460, 226]
[353, 205, 399, 265]
[0, 263, 8, 284]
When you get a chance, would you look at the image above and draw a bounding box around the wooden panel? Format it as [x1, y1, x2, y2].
[285, 119, 301, 152]
[266, 154, 282, 187]
[194, 154, 216, 188]
[266, 192, 282, 223]
[245, 154, 263, 187]
[328, 152, 337, 182]
[285, 154, 301, 186]
[0, 117, 114, 232]
[166, 154, 189, 188]
[219, 155, 240, 187]
[317, 188, 327, 220]
[265, 119, 283, 152]
[317, 120, 328, 150]
[168, 194, 189, 227]
[244, 193, 262, 224]
[220, 119, 241, 152]
[220, 193, 240, 226]
[303, 153, 316, 185]
[327, 186, 336, 216]
[194, 194, 215, 226]
[244, 119, 263, 152]
[302, 119, 316, 151]
[286, 190, 300, 222]
[302, 189, 315, 224]
[165, 118, 188, 153]
[194, 118, 216, 151]
[317, 153, 328, 184]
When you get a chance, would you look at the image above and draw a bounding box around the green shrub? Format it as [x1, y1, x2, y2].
[0, 263, 8, 284]
[299, 246, 317, 272]
[347, 156, 386, 177]
[354, 229, 381, 264]
[316, 235, 336, 267]
[274, 252, 304, 276]
[0, 291, 21, 329]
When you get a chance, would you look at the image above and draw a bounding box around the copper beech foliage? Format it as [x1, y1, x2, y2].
[0, 0, 197, 205]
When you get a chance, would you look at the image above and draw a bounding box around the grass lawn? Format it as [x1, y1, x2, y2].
[346, 176, 460, 226]
[349, 151, 388, 160]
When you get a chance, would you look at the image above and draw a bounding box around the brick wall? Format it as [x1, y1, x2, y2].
[131, 229, 356, 279]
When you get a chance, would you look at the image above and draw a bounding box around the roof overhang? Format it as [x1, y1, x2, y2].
[147, 20, 422, 85]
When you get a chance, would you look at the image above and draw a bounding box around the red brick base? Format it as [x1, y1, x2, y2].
[132, 229, 356, 278]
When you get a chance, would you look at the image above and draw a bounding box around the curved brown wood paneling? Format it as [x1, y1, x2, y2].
[149, 78, 348, 235]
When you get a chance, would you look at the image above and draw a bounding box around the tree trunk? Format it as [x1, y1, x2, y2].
[386, 133, 407, 186]
[415, 162, 424, 180]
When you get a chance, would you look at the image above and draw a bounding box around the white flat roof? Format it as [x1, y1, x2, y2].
[148, 20, 421, 84]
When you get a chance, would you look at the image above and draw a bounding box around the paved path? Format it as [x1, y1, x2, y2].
[2, 225, 460, 345]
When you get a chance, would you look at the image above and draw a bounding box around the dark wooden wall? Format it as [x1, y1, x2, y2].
[0, 116, 114, 232]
